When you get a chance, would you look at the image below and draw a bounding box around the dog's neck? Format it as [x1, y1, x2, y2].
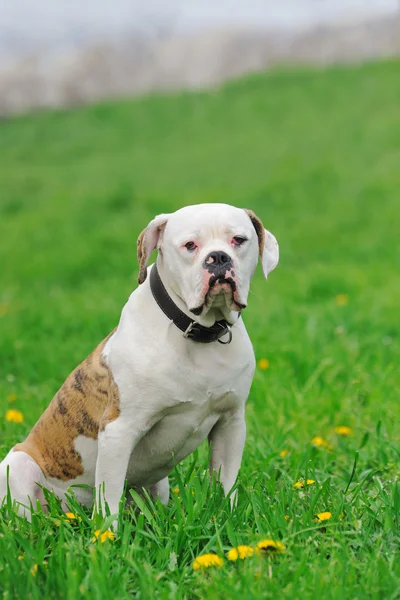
[153, 261, 236, 328]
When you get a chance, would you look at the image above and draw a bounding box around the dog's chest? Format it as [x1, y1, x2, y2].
[149, 345, 248, 414]
[123, 352, 250, 487]
[109, 306, 255, 487]
[142, 356, 244, 430]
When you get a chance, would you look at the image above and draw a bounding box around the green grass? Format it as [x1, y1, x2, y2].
[1, 60, 400, 599]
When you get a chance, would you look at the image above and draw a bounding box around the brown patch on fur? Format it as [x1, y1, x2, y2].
[137, 228, 147, 285]
[137, 217, 168, 285]
[244, 209, 265, 257]
[14, 330, 120, 481]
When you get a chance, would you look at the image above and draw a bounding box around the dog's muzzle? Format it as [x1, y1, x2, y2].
[203, 250, 236, 295]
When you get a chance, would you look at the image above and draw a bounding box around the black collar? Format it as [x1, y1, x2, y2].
[150, 262, 236, 344]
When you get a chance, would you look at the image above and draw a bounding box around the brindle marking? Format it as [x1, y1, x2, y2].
[137, 220, 168, 285]
[137, 229, 147, 285]
[244, 209, 265, 256]
[14, 331, 120, 481]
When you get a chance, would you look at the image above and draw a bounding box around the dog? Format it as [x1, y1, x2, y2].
[0, 203, 279, 521]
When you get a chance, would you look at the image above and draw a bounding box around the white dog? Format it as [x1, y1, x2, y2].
[0, 204, 278, 520]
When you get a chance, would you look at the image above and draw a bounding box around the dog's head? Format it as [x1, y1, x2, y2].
[137, 204, 279, 321]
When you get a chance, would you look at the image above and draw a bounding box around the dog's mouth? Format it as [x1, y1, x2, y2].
[209, 274, 236, 294]
[190, 277, 247, 316]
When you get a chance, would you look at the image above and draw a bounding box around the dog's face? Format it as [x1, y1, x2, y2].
[137, 204, 279, 320]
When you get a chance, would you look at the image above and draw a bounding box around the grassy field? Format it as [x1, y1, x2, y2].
[0, 59, 399, 599]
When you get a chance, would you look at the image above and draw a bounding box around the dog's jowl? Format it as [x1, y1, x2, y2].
[0, 204, 279, 521]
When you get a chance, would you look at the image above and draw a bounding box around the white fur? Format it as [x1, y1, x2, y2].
[0, 450, 45, 518]
[261, 229, 279, 279]
[0, 204, 278, 522]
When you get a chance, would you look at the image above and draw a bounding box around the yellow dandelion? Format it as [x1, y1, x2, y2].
[334, 426, 352, 436]
[93, 529, 115, 543]
[227, 545, 254, 561]
[30, 564, 38, 577]
[335, 294, 349, 306]
[7, 393, 17, 403]
[18, 555, 25, 560]
[64, 512, 81, 522]
[5, 409, 24, 423]
[279, 449, 289, 458]
[193, 553, 224, 570]
[293, 479, 315, 489]
[310, 436, 332, 450]
[256, 539, 285, 554]
[172, 487, 180, 495]
[284, 515, 290, 522]
[314, 511, 332, 522]
[258, 358, 269, 370]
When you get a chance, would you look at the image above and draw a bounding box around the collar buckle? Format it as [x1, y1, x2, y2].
[183, 321, 196, 339]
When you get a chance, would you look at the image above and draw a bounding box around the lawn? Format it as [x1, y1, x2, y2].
[0, 59, 399, 599]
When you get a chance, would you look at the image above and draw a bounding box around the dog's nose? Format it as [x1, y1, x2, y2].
[204, 251, 232, 269]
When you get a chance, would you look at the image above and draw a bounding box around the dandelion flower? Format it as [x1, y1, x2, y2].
[172, 487, 180, 495]
[5, 409, 24, 423]
[193, 553, 224, 570]
[256, 539, 285, 554]
[334, 426, 352, 436]
[284, 515, 290, 522]
[227, 545, 254, 561]
[293, 479, 315, 489]
[310, 436, 332, 450]
[279, 449, 289, 458]
[93, 529, 115, 543]
[30, 564, 38, 577]
[314, 511, 332, 522]
[335, 294, 349, 306]
[64, 512, 80, 522]
[258, 358, 269, 370]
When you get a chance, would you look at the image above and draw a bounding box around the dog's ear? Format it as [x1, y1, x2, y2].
[137, 213, 170, 284]
[244, 209, 279, 278]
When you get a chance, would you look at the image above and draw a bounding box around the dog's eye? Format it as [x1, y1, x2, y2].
[185, 241, 197, 252]
[232, 236, 247, 247]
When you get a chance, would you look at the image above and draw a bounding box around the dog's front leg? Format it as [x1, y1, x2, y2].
[208, 407, 246, 505]
[94, 416, 154, 519]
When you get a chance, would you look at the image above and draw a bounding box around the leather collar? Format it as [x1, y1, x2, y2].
[149, 262, 236, 344]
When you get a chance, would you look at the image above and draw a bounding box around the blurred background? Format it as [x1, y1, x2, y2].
[1, 0, 399, 114]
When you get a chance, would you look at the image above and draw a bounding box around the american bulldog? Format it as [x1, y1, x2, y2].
[0, 203, 279, 520]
